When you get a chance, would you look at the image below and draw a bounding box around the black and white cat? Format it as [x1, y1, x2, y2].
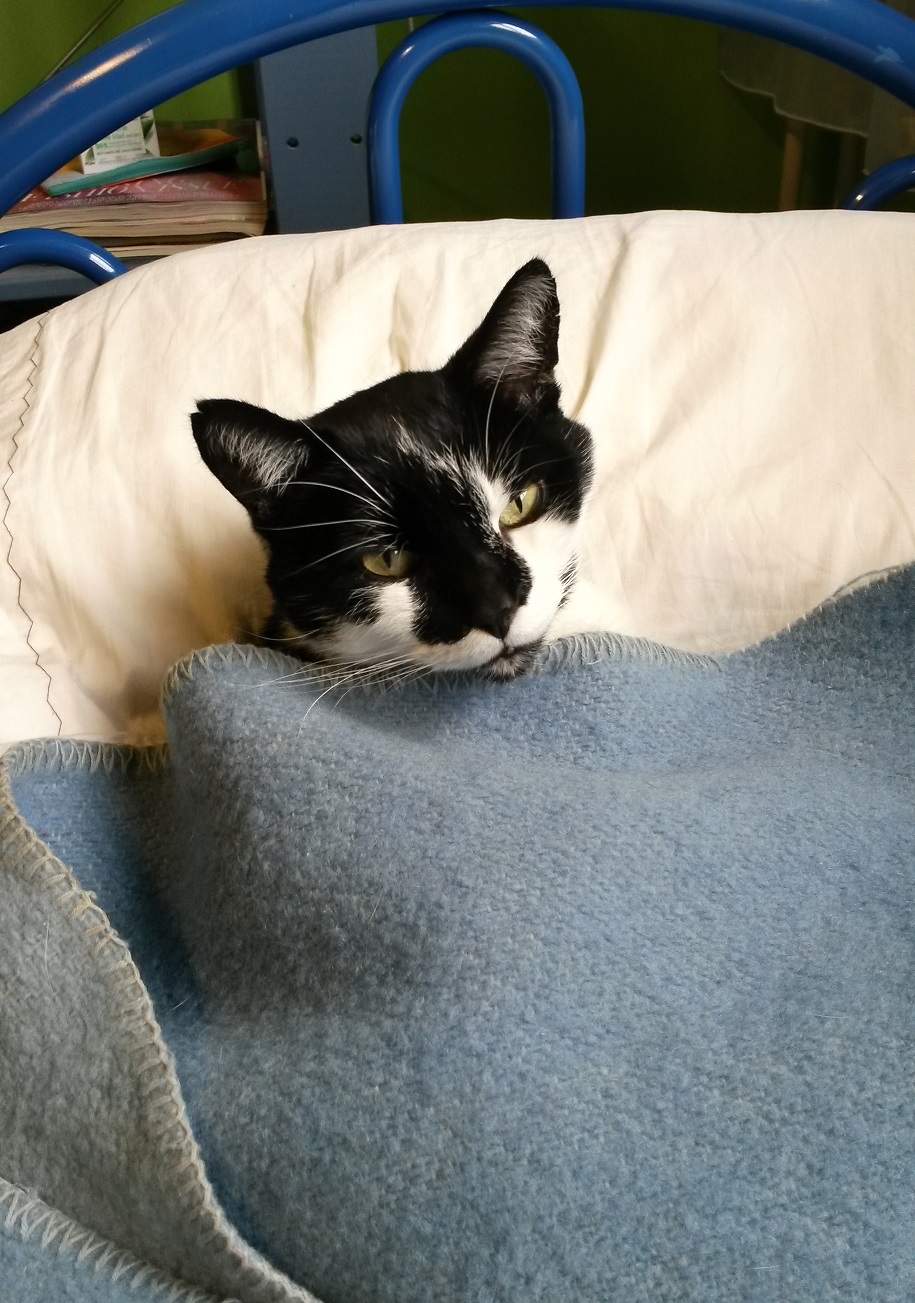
[190, 258, 593, 681]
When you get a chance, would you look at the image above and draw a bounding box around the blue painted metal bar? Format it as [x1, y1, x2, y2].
[368, 13, 585, 224]
[2, 0, 915, 221]
[841, 155, 915, 208]
[0, 230, 127, 282]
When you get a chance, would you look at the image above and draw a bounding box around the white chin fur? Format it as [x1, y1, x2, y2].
[314, 617, 503, 674]
[414, 630, 503, 670]
[301, 511, 580, 674]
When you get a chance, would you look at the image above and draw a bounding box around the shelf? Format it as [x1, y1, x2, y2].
[0, 259, 153, 303]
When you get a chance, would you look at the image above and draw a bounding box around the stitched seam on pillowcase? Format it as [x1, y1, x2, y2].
[0, 317, 63, 735]
[0, 739, 319, 1303]
[0, 1178, 226, 1302]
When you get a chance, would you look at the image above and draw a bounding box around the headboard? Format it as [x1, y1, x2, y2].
[2, 0, 915, 287]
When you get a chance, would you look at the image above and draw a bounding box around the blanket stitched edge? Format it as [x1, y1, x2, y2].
[0, 735, 320, 1303]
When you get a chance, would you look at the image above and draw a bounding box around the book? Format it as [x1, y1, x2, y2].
[0, 121, 268, 257]
[78, 111, 160, 178]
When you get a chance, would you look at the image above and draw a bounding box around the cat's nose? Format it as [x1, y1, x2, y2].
[474, 595, 517, 641]
[467, 557, 531, 640]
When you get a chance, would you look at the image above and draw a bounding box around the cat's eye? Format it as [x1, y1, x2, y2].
[499, 483, 542, 529]
[361, 547, 415, 579]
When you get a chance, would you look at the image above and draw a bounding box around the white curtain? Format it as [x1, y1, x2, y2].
[719, 1, 915, 173]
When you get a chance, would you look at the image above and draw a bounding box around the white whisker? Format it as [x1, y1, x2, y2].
[283, 480, 394, 515]
[296, 675, 358, 730]
[380, 663, 434, 693]
[298, 420, 391, 507]
[261, 517, 384, 533]
[293, 652, 422, 730]
[237, 663, 323, 690]
[511, 452, 567, 482]
[237, 626, 295, 643]
[235, 646, 437, 701]
[482, 336, 534, 471]
[492, 443, 524, 486]
[493, 403, 539, 474]
[483, 351, 515, 469]
[285, 538, 388, 577]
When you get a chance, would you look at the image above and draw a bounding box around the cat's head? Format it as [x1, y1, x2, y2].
[191, 258, 593, 680]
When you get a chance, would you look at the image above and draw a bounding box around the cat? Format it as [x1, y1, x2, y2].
[190, 258, 594, 682]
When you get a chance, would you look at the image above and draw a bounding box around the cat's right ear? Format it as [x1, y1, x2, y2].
[191, 399, 308, 522]
[448, 258, 561, 407]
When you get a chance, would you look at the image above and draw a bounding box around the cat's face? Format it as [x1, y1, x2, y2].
[191, 259, 593, 680]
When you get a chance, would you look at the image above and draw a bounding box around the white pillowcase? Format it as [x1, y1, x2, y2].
[1, 211, 914, 746]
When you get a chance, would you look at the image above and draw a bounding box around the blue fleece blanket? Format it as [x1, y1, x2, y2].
[3, 567, 915, 1302]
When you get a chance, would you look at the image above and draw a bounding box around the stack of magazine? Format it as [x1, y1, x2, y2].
[0, 121, 268, 258]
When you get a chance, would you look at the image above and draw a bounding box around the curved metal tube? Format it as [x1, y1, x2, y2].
[841, 154, 915, 209]
[2, 0, 915, 218]
[0, 229, 128, 282]
[368, 13, 586, 223]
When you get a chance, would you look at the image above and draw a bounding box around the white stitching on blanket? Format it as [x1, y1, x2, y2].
[0, 316, 64, 734]
[157, 634, 719, 714]
[0, 740, 320, 1303]
[0, 1178, 232, 1301]
[160, 643, 297, 708]
[537, 630, 719, 672]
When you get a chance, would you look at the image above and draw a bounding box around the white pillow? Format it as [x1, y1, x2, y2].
[2, 211, 914, 747]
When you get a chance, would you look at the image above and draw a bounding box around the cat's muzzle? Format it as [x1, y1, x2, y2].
[481, 642, 540, 681]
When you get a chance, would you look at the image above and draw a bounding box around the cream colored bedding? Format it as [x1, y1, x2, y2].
[1, 211, 913, 745]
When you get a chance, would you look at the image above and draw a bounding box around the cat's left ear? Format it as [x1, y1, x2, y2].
[449, 258, 560, 406]
[191, 398, 308, 524]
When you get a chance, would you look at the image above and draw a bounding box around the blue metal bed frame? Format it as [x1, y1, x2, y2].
[367, 13, 586, 224]
[2, 0, 915, 286]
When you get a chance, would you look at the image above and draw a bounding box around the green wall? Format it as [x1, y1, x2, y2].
[0, 0, 242, 120]
[379, 12, 789, 218]
[3, 1, 817, 215]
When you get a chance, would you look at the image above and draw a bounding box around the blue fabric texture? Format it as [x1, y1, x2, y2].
[0, 1181, 227, 1303]
[5, 567, 915, 1301]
